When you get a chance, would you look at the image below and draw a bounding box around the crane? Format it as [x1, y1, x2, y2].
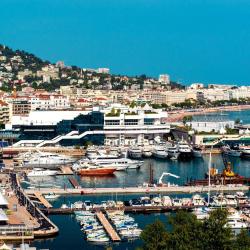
[158, 172, 180, 185]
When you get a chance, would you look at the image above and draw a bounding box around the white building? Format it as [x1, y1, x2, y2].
[158, 74, 170, 85]
[97, 68, 110, 74]
[187, 119, 235, 133]
[30, 94, 70, 111]
[103, 103, 170, 146]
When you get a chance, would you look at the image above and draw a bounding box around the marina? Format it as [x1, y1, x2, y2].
[1, 110, 250, 249]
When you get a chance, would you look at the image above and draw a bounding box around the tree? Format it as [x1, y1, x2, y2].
[168, 211, 204, 250]
[234, 229, 250, 250]
[182, 115, 193, 125]
[140, 220, 169, 250]
[139, 209, 244, 250]
[202, 209, 233, 250]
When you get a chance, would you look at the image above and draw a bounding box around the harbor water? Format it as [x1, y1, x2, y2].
[29, 155, 250, 250]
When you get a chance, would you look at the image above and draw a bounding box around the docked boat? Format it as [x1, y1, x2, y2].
[22, 151, 75, 168]
[44, 193, 60, 200]
[167, 145, 180, 159]
[128, 146, 142, 159]
[142, 146, 152, 157]
[78, 156, 143, 171]
[87, 236, 109, 242]
[152, 145, 168, 159]
[161, 196, 172, 206]
[27, 168, 58, 177]
[177, 141, 192, 159]
[222, 145, 241, 157]
[226, 219, 248, 229]
[192, 194, 205, 206]
[239, 145, 250, 158]
[192, 145, 203, 158]
[192, 207, 209, 220]
[76, 162, 116, 176]
[119, 228, 142, 238]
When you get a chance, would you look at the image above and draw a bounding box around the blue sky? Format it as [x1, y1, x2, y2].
[1, 0, 250, 85]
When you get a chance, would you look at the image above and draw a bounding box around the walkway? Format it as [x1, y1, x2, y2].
[96, 211, 121, 242]
[33, 192, 53, 209]
[25, 185, 249, 196]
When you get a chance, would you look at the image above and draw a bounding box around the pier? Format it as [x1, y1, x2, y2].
[24, 184, 249, 196]
[33, 191, 53, 209]
[96, 211, 121, 242]
[68, 177, 81, 189]
[43, 203, 250, 215]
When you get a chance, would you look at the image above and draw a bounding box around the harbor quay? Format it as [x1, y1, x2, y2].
[24, 185, 249, 196]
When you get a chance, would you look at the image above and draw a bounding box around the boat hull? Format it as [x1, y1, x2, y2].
[78, 168, 116, 176]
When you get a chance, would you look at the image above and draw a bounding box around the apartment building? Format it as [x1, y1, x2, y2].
[0, 101, 9, 124]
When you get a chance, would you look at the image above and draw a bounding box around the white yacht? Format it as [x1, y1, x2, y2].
[22, 152, 75, 168]
[75, 157, 143, 171]
[239, 145, 250, 158]
[166, 145, 180, 159]
[128, 146, 142, 159]
[27, 168, 58, 177]
[152, 145, 168, 159]
[44, 193, 60, 200]
[142, 146, 152, 157]
[192, 194, 205, 206]
[177, 141, 192, 158]
[226, 219, 248, 229]
[222, 145, 241, 157]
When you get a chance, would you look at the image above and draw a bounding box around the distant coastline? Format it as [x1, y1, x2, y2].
[167, 104, 250, 122]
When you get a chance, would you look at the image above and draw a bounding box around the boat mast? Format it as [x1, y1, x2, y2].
[208, 148, 212, 206]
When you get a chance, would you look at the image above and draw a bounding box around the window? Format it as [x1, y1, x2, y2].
[144, 118, 154, 125]
[105, 120, 120, 126]
[124, 119, 138, 125]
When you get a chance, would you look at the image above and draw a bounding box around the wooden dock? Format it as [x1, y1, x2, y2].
[34, 191, 53, 208]
[59, 166, 74, 175]
[68, 177, 81, 189]
[96, 211, 121, 242]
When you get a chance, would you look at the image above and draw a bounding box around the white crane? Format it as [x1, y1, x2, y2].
[158, 172, 180, 185]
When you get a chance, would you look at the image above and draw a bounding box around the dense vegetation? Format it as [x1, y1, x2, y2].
[139, 209, 250, 250]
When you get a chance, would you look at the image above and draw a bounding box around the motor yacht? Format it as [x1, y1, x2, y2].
[86, 157, 142, 171]
[222, 145, 241, 157]
[152, 145, 168, 159]
[128, 146, 142, 159]
[225, 194, 237, 207]
[76, 162, 116, 176]
[177, 141, 192, 159]
[172, 198, 182, 207]
[226, 219, 248, 229]
[235, 192, 248, 205]
[239, 145, 250, 158]
[161, 196, 172, 206]
[44, 193, 60, 200]
[142, 146, 152, 157]
[27, 168, 58, 177]
[192, 146, 203, 158]
[192, 207, 209, 220]
[167, 145, 180, 159]
[211, 193, 227, 207]
[22, 151, 75, 168]
[192, 194, 205, 206]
